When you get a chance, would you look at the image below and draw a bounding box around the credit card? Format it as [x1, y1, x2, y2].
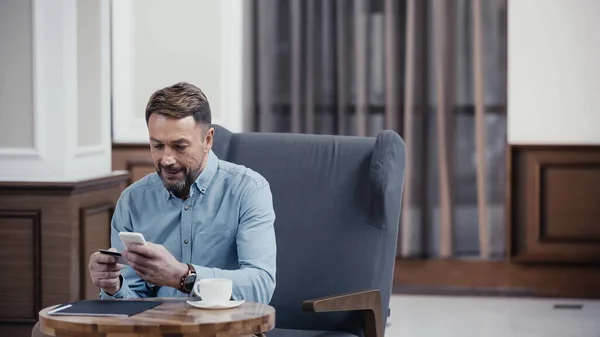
[98, 249, 127, 265]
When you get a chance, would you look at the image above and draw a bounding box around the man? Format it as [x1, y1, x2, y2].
[88, 82, 276, 302]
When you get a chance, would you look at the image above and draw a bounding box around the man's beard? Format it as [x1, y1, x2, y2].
[157, 162, 202, 198]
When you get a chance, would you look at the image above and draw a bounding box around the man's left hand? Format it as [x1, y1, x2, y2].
[122, 242, 188, 289]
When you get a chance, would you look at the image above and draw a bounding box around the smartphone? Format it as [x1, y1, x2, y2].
[119, 232, 147, 247]
[98, 249, 127, 264]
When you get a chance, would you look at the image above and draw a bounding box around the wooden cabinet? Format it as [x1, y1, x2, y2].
[508, 145, 600, 264]
[0, 174, 128, 336]
[112, 144, 154, 185]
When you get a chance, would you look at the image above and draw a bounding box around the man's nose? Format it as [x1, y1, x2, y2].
[161, 153, 176, 167]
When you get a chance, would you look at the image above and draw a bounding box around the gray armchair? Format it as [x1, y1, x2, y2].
[212, 125, 406, 337]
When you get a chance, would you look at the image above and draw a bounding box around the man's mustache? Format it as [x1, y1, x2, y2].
[159, 165, 186, 173]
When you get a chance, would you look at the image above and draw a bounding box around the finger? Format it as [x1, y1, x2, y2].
[128, 260, 151, 276]
[134, 270, 147, 280]
[97, 278, 120, 289]
[92, 262, 123, 272]
[126, 243, 156, 258]
[93, 271, 121, 279]
[131, 266, 149, 281]
[128, 260, 155, 281]
[123, 250, 152, 268]
[93, 252, 118, 264]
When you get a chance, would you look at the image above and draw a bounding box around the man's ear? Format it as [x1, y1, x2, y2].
[204, 127, 214, 153]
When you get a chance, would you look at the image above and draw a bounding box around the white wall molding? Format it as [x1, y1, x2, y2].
[74, 144, 107, 158]
[31, 0, 48, 161]
[63, 0, 79, 162]
[111, 0, 146, 143]
[0, 148, 40, 157]
[67, 0, 112, 180]
[0, 0, 112, 182]
[73, 0, 111, 159]
[0, 0, 42, 160]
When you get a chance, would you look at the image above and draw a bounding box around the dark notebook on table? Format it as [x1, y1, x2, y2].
[47, 299, 162, 317]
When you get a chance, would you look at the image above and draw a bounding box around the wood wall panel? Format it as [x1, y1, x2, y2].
[508, 145, 600, 264]
[395, 145, 600, 300]
[79, 204, 113, 300]
[541, 164, 600, 241]
[0, 195, 75, 311]
[130, 163, 156, 184]
[394, 258, 600, 299]
[112, 144, 153, 185]
[0, 173, 128, 337]
[0, 211, 40, 323]
[0, 325, 35, 337]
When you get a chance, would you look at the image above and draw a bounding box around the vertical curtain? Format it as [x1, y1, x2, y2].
[252, 0, 507, 259]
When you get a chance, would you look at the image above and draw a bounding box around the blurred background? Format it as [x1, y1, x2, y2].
[252, 0, 507, 260]
[2, 0, 600, 335]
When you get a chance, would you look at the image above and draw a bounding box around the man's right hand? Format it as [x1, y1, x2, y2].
[89, 248, 124, 296]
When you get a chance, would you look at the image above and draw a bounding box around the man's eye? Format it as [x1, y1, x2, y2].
[152, 144, 164, 149]
[175, 145, 187, 150]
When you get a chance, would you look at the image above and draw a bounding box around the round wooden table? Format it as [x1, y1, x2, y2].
[38, 298, 275, 337]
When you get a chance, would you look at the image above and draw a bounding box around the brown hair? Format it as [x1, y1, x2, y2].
[145, 82, 211, 128]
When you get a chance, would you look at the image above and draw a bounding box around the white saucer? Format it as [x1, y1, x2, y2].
[187, 299, 245, 310]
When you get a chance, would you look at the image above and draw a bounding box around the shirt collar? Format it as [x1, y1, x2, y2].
[164, 150, 219, 200]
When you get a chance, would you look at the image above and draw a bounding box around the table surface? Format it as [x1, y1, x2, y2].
[39, 298, 275, 337]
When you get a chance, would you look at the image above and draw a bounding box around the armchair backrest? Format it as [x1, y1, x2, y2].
[212, 125, 406, 335]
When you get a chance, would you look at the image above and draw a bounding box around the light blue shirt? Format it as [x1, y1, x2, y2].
[100, 151, 276, 303]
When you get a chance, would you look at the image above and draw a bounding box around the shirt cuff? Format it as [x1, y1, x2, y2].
[100, 275, 127, 299]
[193, 265, 216, 280]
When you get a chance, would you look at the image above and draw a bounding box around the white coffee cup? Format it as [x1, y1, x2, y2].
[193, 278, 232, 303]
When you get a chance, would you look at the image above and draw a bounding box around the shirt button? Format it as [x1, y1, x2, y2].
[184, 239, 189, 244]
[184, 205, 190, 210]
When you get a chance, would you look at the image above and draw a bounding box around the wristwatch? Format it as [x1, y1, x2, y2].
[179, 263, 197, 294]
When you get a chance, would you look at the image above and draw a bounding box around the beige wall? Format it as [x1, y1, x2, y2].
[132, 0, 222, 122]
[111, 0, 250, 143]
[0, 0, 34, 149]
[508, 0, 600, 144]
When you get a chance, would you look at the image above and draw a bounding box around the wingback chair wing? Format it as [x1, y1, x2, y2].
[212, 125, 406, 337]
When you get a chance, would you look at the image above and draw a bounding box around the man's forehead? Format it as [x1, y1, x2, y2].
[148, 114, 200, 140]
[148, 114, 197, 129]
[150, 136, 190, 143]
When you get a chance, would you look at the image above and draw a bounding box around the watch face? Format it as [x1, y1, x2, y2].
[184, 274, 196, 290]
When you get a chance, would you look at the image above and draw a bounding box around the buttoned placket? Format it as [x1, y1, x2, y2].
[180, 186, 205, 263]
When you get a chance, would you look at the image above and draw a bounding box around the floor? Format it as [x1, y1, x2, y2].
[385, 294, 600, 337]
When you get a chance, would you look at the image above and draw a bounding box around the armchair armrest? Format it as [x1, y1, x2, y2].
[301, 289, 382, 337]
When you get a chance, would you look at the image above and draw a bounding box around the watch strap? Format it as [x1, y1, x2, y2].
[179, 263, 196, 293]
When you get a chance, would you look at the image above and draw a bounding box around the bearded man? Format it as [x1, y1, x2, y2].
[87, 82, 276, 302]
